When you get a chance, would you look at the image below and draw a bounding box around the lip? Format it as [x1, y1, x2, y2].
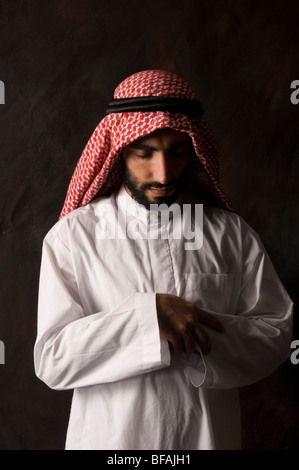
[148, 186, 174, 196]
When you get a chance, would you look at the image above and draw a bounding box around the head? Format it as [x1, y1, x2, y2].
[121, 127, 193, 208]
[59, 70, 234, 220]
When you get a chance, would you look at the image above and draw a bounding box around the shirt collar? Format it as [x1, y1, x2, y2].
[116, 184, 185, 225]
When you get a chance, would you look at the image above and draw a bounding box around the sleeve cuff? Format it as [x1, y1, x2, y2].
[135, 293, 171, 369]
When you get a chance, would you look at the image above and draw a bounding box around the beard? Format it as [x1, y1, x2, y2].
[122, 161, 187, 210]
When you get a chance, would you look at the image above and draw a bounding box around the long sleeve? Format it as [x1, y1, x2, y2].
[183, 221, 293, 389]
[34, 193, 292, 450]
[34, 235, 170, 390]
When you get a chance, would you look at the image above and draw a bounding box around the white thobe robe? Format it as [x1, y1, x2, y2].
[34, 185, 293, 450]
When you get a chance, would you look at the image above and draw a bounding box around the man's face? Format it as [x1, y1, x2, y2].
[122, 128, 192, 208]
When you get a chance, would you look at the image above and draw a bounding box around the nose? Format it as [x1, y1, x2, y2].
[151, 152, 172, 184]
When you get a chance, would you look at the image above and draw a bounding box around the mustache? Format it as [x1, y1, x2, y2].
[140, 181, 177, 190]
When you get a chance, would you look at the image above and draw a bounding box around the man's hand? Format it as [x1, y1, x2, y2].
[156, 293, 224, 355]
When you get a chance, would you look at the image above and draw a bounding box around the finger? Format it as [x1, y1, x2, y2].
[181, 334, 196, 355]
[193, 326, 211, 355]
[169, 335, 184, 354]
[188, 305, 224, 332]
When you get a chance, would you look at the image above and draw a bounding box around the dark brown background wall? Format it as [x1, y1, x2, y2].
[0, 0, 298, 450]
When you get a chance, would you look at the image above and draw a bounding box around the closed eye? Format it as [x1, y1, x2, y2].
[129, 140, 191, 159]
[135, 152, 153, 159]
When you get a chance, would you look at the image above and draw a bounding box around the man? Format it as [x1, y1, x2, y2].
[34, 70, 293, 450]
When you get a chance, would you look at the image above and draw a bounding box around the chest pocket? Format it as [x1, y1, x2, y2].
[183, 272, 235, 315]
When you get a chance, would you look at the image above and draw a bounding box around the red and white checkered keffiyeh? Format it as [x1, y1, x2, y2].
[59, 70, 234, 219]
